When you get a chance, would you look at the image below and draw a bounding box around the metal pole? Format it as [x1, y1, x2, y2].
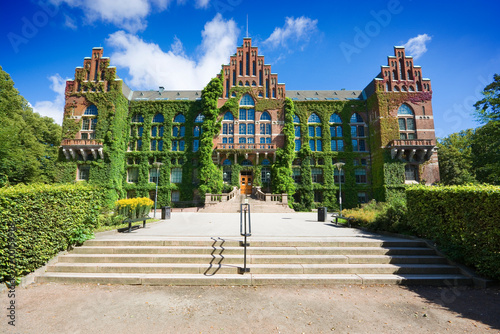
[154, 166, 159, 218]
[339, 168, 342, 214]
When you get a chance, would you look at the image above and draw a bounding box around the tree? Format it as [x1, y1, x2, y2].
[471, 121, 500, 185]
[437, 129, 477, 185]
[0, 66, 61, 185]
[474, 74, 500, 123]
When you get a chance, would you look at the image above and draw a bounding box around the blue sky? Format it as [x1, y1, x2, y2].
[1, 0, 499, 138]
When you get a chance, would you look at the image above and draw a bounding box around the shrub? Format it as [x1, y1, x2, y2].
[406, 184, 500, 280]
[0, 183, 103, 283]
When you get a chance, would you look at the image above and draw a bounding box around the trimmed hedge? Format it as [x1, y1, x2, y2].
[406, 184, 500, 280]
[0, 183, 103, 283]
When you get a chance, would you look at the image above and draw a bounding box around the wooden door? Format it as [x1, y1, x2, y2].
[240, 173, 253, 195]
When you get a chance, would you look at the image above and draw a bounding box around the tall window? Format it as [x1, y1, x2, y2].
[308, 113, 322, 151]
[350, 113, 366, 152]
[293, 115, 301, 151]
[172, 113, 185, 152]
[261, 167, 271, 184]
[398, 104, 417, 139]
[81, 105, 98, 139]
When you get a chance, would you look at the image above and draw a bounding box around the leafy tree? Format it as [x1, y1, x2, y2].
[471, 121, 500, 185]
[0, 66, 61, 185]
[437, 129, 477, 185]
[470, 74, 500, 185]
[474, 74, 500, 123]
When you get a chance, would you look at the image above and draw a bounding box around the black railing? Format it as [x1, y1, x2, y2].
[238, 203, 252, 274]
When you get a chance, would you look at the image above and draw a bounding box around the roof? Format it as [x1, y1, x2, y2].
[286, 90, 364, 101]
[130, 90, 202, 101]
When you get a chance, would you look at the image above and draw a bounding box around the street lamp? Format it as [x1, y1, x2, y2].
[334, 162, 345, 215]
[152, 162, 163, 218]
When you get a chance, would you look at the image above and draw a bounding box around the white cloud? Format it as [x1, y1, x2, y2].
[32, 74, 68, 125]
[264, 16, 318, 50]
[404, 34, 432, 60]
[106, 14, 239, 90]
[195, 0, 210, 8]
[50, 0, 173, 32]
[64, 14, 77, 30]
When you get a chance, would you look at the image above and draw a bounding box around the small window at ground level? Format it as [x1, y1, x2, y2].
[78, 165, 90, 181]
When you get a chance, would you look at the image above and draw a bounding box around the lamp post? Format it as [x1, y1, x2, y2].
[152, 162, 163, 218]
[334, 162, 345, 215]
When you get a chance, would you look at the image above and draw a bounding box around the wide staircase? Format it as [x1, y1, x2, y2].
[36, 237, 472, 286]
[200, 194, 294, 213]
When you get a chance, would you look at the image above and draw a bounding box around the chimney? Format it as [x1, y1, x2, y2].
[159, 86, 164, 93]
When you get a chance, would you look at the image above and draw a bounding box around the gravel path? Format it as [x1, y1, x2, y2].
[2, 283, 499, 333]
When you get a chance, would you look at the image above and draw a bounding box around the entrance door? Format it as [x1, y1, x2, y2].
[240, 172, 253, 195]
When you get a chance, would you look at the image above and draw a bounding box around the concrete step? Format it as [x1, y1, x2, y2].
[36, 272, 473, 286]
[72, 245, 437, 256]
[82, 238, 427, 248]
[46, 262, 461, 275]
[36, 238, 472, 286]
[58, 254, 448, 265]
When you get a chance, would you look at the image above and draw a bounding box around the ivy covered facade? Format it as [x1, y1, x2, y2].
[59, 39, 439, 210]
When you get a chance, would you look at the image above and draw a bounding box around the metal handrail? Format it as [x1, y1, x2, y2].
[238, 203, 251, 274]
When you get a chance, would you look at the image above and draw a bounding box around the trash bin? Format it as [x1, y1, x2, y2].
[318, 207, 327, 222]
[161, 206, 171, 220]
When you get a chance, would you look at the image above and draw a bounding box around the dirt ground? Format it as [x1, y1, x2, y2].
[1, 283, 499, 334]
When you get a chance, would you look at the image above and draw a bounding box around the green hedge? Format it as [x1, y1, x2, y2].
[406, 184, 500, 280]
[0, 183, 103, 283]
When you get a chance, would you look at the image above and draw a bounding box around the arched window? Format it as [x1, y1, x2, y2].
[152, 113, 164, 123]
[329, 114, 341, 123]
[84, 105, 98, 115]
[260, 112, 271, 121]
[240, 94, 254, 106]
[261, 159, 271, 166]
[308, 113, 321, 123]
[398, 104, 416, 139]
[173, 114, 185, 123]
[195, 114, 204, 123]
[223, 159, 232, 166]
[241, 159, 252, 166]
[131, 114, 144, 123]
[350, 113, 364, 123]
[293, 115, 300, 123]
[397, 104, 414, 115]
[223, 112, 234, 120]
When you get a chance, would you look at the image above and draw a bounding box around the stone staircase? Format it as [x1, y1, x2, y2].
[201, 194, 294, 213]
[36, 237, 472, 286]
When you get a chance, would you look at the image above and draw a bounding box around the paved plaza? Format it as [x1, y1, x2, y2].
[98, 211, 398, 240]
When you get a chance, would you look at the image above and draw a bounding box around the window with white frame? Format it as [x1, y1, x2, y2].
[127, 168, 139, 183]
[170, 168, 182, 183]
